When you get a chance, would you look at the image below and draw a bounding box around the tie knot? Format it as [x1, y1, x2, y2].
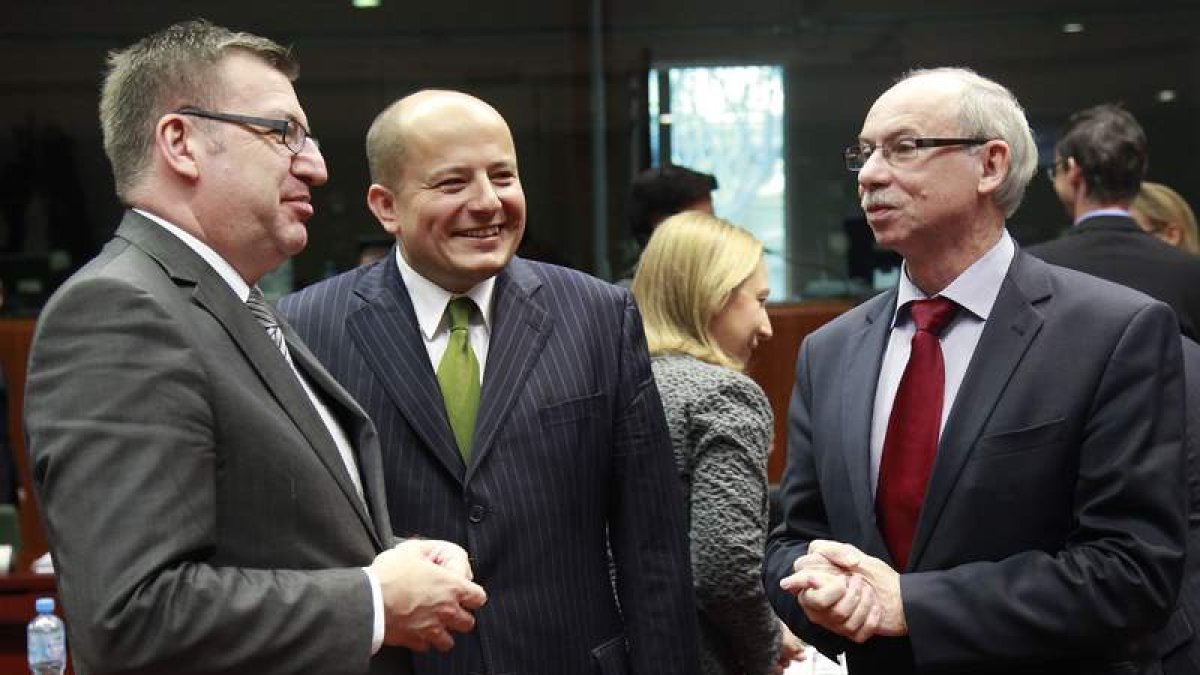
[908, 296, 958, 336]
[446, 296, 475, 332]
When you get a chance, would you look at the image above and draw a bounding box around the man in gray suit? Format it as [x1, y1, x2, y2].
[279, 90, 699, 675]
[763, 68, 1187, 674]
[23, 21, 485, 675]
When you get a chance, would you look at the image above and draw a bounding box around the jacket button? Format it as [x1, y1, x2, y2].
[468, 504, 487, 523]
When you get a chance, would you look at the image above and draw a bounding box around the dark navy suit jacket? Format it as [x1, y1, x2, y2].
[1028, 214, 1200, 340]
[764, 251, 1187, 675]
[1158, 337, 1200, 675]
[280, 254, 699, 675]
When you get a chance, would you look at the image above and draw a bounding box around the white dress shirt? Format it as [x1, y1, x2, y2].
[869, 230, 1016, 494]
[394, 246, 495, 379]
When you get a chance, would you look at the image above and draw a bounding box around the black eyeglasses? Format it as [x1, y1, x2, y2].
[844, 137, 991, 172]
[176, 106, 317, 155]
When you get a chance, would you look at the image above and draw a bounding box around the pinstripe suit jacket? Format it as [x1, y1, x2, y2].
[279, 254, 699, 675]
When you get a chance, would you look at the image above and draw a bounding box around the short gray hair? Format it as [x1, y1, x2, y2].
[900, 67, 1038, 218]
[99, 19, 297, 201]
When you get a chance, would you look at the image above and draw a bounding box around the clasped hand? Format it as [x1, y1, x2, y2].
[778, 540, 907, 643]
[369, 539, 487, 652]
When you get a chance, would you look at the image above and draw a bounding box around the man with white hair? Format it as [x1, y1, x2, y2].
[764, 67, 1187, 674]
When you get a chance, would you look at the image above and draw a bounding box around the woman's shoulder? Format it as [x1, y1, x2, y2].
[652, 354, 769, 410]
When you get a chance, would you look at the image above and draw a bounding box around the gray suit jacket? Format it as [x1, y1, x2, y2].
[280, 254, 700, 675]
[764, 250, 1188, 674]
[24, 211, 407, 674]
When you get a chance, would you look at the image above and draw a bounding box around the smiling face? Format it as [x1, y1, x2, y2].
[192, 51, 328, 283]
[371, 92, 526, 294]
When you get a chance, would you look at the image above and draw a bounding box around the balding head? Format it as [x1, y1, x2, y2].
[366, 90, 511, 191]
[363, 89, 525, 293]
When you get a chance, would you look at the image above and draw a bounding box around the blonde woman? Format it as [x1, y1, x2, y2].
[632, 211, 804, 675]
[1131, 181, 1200, 254]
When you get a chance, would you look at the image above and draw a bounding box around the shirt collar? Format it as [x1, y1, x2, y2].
[393, 246, 495, 340]
[133, 208, 251, 301]
[1075, 207, 1131, 226]
[893, 229, 1015, 326]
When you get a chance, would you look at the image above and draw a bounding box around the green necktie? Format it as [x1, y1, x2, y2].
[437, 296, 481, 461]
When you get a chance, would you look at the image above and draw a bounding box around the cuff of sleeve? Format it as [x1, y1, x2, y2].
[363, 567, 384, 654]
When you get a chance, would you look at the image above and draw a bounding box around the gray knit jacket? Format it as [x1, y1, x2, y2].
[651, 354, 782, 675]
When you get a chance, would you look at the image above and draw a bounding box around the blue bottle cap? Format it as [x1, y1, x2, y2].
[35, 597, 54, 614]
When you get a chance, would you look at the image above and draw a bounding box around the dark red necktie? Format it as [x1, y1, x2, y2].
[876, 296, 959, 570]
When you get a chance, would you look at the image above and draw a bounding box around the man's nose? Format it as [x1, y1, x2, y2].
[468, 178, 502, 212]
[857, 147, 890, 191]
[293, 140, 328, 186]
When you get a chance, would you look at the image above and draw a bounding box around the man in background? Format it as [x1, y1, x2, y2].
[279, 89, 698, 675]
[23, 21, 484, 674]
[1029, 103, 1200, 338]
[764, 68, 1186, 674]
[628, 164, 718, 249]
[617, 164, 718, 285]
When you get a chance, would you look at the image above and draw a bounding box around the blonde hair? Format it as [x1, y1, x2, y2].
[1131, 181, 1200, 254]
[631, 211, 763, 369]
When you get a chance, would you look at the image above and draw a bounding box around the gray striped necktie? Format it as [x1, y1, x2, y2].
[246, 287, 290, 358]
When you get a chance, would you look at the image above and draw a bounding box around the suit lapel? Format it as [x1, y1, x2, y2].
[908, 252, 1048, 568]
[116, 211, 382, 546]
[282, 326, 385, 549]
[470, 259, 550, 481]
[841, 291, 896, 560]
[345, 260, 466, 481]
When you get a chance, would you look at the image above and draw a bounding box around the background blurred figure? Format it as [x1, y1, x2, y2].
[628, 165, 718, 249]
[1030, 103, 1200, 339]
[618, 164, 718, 285]
[632, 211, 804, 675]
[358, 234, 394, 267]
[1131, 181, 1200, 255]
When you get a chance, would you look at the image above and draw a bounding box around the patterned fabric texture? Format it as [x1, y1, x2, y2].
[653, 353, 783, 675]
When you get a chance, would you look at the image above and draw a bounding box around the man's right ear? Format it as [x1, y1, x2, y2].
[155, 114, 200, 180]
[367, 184, 401, 235]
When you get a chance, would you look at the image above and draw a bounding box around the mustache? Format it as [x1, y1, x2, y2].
[861, 193, 898, 210]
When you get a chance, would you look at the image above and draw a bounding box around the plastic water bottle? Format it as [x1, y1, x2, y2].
[27, 597, 66, 675]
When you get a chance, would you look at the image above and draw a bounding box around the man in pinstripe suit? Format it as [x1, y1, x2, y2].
[279, 90, 699, 675]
